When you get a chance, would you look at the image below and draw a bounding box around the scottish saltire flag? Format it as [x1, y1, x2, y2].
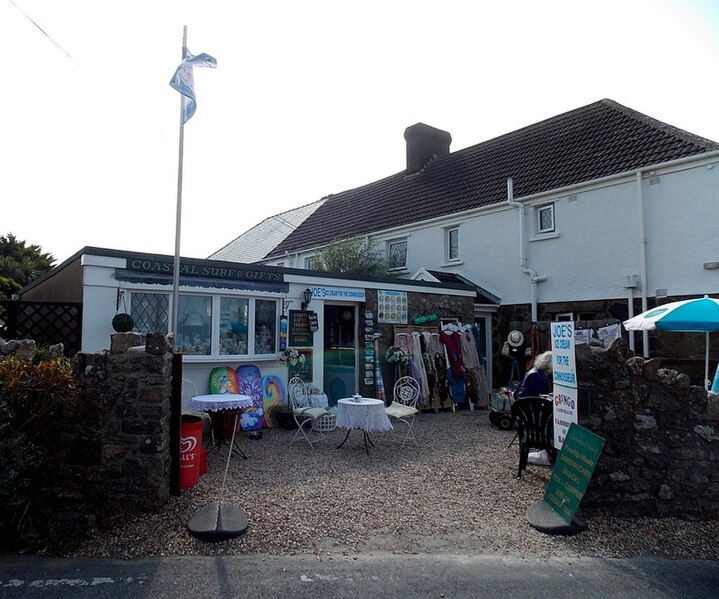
[169, 48, 217, 124]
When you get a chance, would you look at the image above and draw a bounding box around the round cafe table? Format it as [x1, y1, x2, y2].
[187, 393, 252, 541]
[336, 397, 393, 455]
[190, 394, 252, 459]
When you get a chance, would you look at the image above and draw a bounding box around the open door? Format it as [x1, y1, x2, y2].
[322, 305, 357, 406]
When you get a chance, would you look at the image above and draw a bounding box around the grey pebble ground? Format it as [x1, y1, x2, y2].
[69, 410, 719, 561]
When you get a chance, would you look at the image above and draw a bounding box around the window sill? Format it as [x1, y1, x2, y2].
[442, 260, 463, 267]
[530, 232, 560, 242]
[182, 354, 280, 362]
[388, 267, 409, 274]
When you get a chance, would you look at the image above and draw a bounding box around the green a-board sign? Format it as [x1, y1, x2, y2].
[543, 423, 605, 524]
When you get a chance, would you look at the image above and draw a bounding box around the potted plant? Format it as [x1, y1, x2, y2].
[112, 312, 134, 333]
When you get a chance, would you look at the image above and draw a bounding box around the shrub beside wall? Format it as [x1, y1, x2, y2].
[0, 333, 173, 552]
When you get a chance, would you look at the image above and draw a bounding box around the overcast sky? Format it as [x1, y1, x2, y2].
[2, 0, 718, 266]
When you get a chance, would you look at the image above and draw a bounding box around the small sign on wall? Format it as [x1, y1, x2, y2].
[288, 310, 313, 347]
[288, 349, 313, 382]
[377, 290, 408, 324]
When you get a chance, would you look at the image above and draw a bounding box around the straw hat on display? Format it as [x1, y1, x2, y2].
[507, 330, 524, 347]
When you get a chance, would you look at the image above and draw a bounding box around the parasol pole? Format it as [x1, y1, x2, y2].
[705, 331, 710, 390]
[170, 26, 188, 347]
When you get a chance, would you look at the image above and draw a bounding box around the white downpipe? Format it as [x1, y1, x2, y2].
[507, 178, 547, 322]
[626, 283, 636, 354]
[636, 172, 649, 357]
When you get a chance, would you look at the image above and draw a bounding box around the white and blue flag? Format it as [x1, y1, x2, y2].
[170, 48, 217, 124]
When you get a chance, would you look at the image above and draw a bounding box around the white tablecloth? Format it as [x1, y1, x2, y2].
[189, 394, 252, 412]
[336, 397, 393, 432]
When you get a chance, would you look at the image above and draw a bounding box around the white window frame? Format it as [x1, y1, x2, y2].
[387, 238, 408, 271]
[446, 226, 460, 263]
[537, 203, 555, 234]
[129, 290, 279, 361]
[304, 256, 318, 270]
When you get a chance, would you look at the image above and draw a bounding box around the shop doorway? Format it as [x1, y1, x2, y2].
[323, 304, 357, 406]
[474, 313, 494, 390]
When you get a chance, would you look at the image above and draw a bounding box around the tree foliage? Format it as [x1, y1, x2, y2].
[0, 233, 55, 291]
[312, 237, 389, 277]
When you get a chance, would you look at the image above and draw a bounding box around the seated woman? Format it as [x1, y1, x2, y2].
[516, 351, 552, 398]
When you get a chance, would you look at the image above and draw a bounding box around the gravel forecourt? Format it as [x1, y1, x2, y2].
[68, 410, 719, 561]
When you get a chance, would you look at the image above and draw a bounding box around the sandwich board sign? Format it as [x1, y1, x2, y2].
[543, 423, 605, 524]
[550, 322, 578, 449]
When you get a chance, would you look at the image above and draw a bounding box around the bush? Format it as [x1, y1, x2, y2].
[0, 355, 83, 551]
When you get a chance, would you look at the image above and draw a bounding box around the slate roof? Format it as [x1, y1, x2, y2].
[267, 99, 718, 259]
[426, 270, 500, 305]
[209, 199, 325, 263]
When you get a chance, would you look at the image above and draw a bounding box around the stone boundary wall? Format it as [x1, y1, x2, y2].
[70, 332, 173, 512]
[576, 339, 719, 519]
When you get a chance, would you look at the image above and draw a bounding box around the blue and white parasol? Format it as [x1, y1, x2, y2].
[623, 295, 719, 389]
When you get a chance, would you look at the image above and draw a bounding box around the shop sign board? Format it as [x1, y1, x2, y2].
[288, 310, 313, 347]
[550, 322, 578, 449]
[126, 258, 283, 282]
[309, 286, 365, 301]
[543, 423, 605, 523]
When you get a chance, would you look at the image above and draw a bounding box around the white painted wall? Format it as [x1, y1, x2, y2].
[365, 157, 719, 307]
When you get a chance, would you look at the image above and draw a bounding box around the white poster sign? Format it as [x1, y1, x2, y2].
[551, 322, 578, 449]
[551, 386, 578, 449]
[550, 322, 578, 389]
[377, 290, 408, 324]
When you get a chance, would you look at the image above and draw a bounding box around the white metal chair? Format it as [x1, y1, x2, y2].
[182, 378, 212, 443]
[289, 376, 330, 449]
[385, 376, 420, 448]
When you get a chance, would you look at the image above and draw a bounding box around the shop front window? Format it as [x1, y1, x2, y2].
[177, 295, 212, 355]
[254, 299, 277, 354]
[130, 292, 169, 333]
[219, 297, 249, 355]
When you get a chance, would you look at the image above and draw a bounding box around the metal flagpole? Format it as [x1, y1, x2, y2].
[171, 25, 188, 347]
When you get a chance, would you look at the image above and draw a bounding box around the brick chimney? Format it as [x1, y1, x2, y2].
[404, 123, 452, 173]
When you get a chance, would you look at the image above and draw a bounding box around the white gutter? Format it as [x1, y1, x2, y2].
[506, 178, 547, 322]
[636, 172, 650, 357]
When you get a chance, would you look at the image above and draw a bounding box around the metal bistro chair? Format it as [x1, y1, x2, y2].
[288, 376, 330, 449]
[182, 378, 213, 444]
[510, 396, 556, 479]
[386, 376, 420, 448]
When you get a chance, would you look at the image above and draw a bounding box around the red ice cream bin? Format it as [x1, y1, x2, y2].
[180, 415, 204, 490]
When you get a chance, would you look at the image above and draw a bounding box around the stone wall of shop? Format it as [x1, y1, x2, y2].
[575, 339, 719, 519]
[359, 289, 475, 397]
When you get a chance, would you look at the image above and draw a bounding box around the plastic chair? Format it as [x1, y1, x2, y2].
[385, 376, 420, 448]
[289, 376, 330, 449]
[510, 396, 556, 479]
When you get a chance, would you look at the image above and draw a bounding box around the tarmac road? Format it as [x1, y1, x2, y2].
[0, 554, 716, 598]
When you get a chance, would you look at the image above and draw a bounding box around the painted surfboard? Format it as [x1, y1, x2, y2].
[208, 366, 239, 395]
[261, 374, 286, 428]
[236, 364, 263, 431]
